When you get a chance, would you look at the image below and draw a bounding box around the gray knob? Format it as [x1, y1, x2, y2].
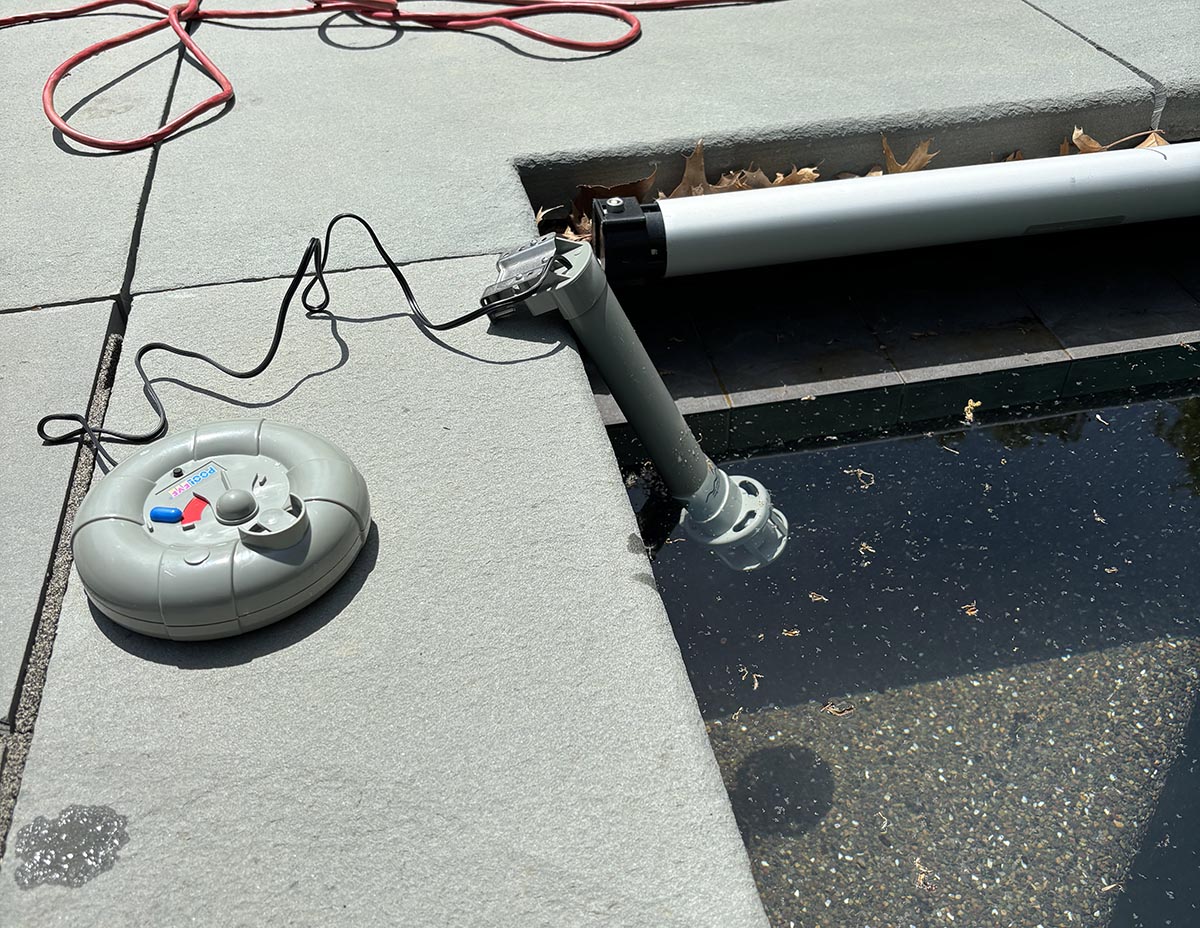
[214, 488, 258, 525]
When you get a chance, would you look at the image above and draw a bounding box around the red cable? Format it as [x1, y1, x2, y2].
[0, 0, 758, 152]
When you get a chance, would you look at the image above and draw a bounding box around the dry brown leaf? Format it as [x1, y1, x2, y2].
[809, 591, 829, 602]
[737, 166, 775, 190]
[1073, 126, 1106, 153]
[1059, 136, 1072, 156]
[781, 628, 801, 637]
[571, 168, 657, 221]
[1137, 130, 1171, 148]
[882, 134, 939, 173]
[774, 165, 820, 185]
[667, 140, 713, 198]
[710, 170, 742, 193]
[1005, 150, 1024, 162]
[534, 205, 562, 226]
[561, 212, 593, 242]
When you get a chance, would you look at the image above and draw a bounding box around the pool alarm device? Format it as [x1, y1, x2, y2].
[72, 419, 370, 640]
[65, 216, 788, 644]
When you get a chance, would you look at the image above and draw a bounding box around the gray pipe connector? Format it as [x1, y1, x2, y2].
[484, 235, 789, 570]
[72, 419, 371, 640]
[680, 466, 788, 570]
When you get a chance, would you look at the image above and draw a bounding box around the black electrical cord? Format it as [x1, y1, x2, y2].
[38, 212, 548, 472]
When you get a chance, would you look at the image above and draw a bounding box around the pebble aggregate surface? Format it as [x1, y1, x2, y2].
[642, 395, 1200, 927]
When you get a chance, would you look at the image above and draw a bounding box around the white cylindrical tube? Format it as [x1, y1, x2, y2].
[628, 142, 1200, 278]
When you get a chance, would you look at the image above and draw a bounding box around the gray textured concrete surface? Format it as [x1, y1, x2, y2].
[0, 4, 181, 310]
[0, 302, 109, 718]
[1029, 0, 1200, 137]
[129, 0, 1153, 292]
[0, 1, 1195, 924]
[0, 261, 767, 926]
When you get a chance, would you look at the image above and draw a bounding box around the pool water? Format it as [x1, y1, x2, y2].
[638, 394, 1200, 928]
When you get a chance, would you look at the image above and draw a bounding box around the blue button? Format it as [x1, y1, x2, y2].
[150, 506, 183, 523]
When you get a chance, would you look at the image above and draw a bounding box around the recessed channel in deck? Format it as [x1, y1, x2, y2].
[594, 215, 1200, 464]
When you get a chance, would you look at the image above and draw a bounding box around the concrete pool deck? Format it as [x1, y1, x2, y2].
[1, 0, 1198, 923]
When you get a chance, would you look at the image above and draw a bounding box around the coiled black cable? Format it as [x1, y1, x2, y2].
[37, 213, 547, 472]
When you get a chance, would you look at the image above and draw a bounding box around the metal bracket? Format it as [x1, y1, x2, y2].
[479, 233, 560, 318]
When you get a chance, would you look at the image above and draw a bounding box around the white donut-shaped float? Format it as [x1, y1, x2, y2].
[72, 420, 371, 640]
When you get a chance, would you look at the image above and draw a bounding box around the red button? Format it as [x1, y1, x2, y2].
[182, 496, 209, 525]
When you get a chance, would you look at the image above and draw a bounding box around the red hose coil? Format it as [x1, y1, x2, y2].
[0, 0, 757, 151]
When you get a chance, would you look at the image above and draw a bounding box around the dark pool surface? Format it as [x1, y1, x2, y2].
[638, 394, 1200, 928]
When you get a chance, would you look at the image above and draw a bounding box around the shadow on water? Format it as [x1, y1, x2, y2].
[92, 522, 378, 667]
[729, 745, 835, 841]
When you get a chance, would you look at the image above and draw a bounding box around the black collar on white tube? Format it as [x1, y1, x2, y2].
[592, 196, 667, 284]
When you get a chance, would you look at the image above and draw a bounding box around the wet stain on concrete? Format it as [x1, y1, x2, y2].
[13, 805, 129, 889]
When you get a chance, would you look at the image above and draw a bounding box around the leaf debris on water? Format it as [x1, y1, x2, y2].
[961, 601, 979, 617]
[738, 665, 764, 690]
[820, 700, 855, 717]
[859, 542, 876, 555]
[1105, 567, 1119, 574]
[1093, 510, 1107, 524]
[809, 591, 829, 602]
[1096, 414, 1110, 425]
[844, 466, 875, 489]
[781, 628, 802, 637]
[963, 398, 982, 424]
[914, 857, 939, 893]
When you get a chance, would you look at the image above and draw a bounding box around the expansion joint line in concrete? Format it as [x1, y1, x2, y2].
[0, 21, 197, 860]
[127, 247, 509, 301]
[0, 321, 123, 861]
[1019, 0, 1168, 128]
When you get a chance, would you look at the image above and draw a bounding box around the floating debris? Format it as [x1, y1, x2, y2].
[843, 467, 875, 489]
[1096, 414, 1110, 426]
[1104, 567, 1119, 574]
[820, 700, 856, 717]
[809, 592, 829, 602]
[961, 601, 979, 617]
[781, 628, 802, 637]
[739, 665, 765, 690]
[858, 542, 876, 555]
[964, 398, 982, 424]
[914, 857, 939, 893]
[1093, 510, 1107, 524]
